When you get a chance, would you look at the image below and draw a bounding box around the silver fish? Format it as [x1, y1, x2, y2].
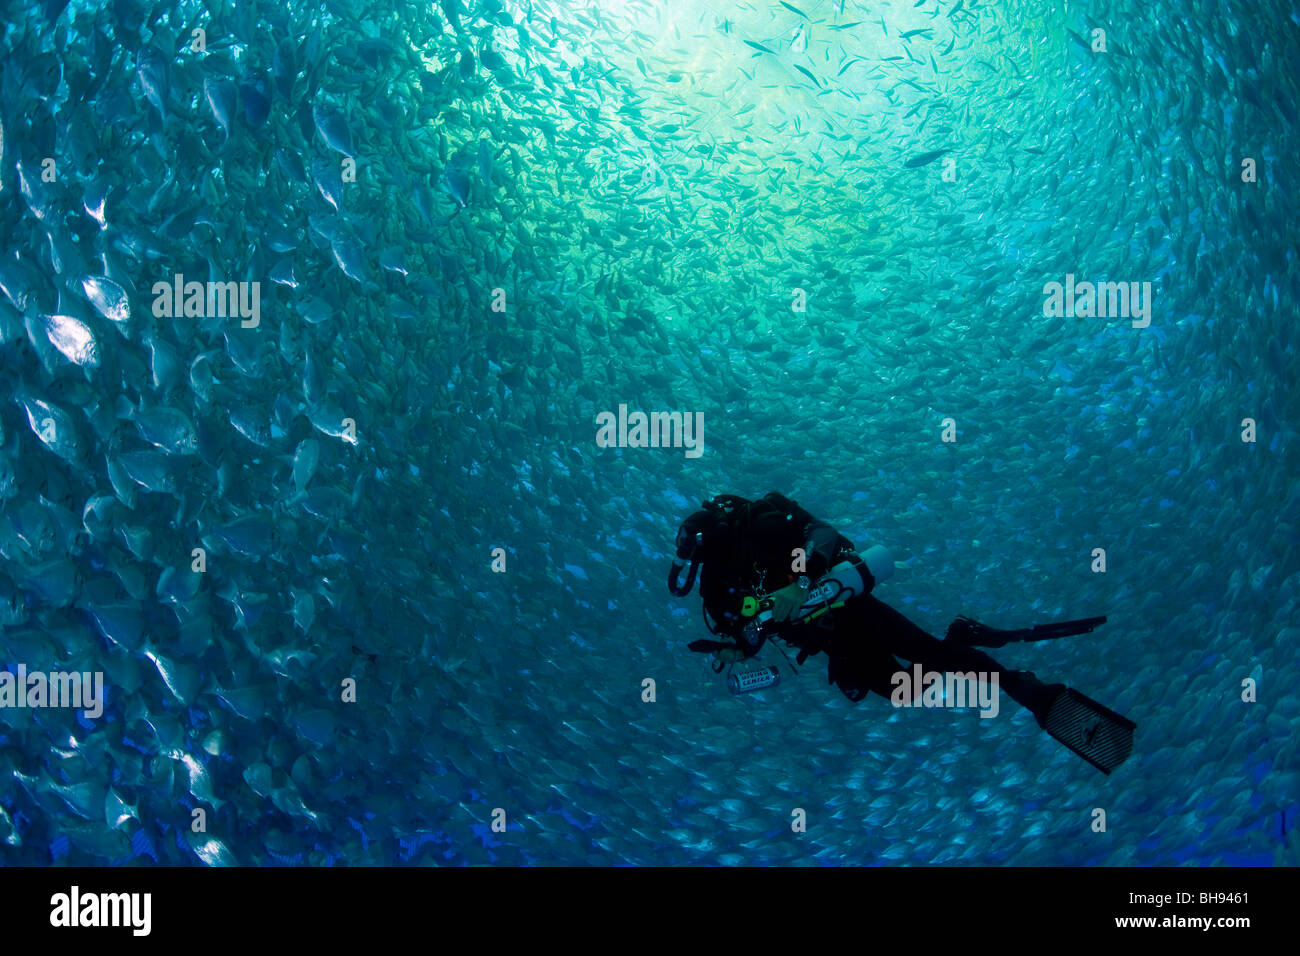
[43, 313, 99, 367]
[79, 275, 130, 325]
[21, 395, 82, 462]
[134, 406, 198, 455]
[312, 101, 353, 155]
[293, 438, 320, 492]
[116, 450, 175, 494]
[203, 76, 238, 139]
[136, 45, 169, 121]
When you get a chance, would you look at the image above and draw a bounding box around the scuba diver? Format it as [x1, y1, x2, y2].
[668, 492, 1136, 775]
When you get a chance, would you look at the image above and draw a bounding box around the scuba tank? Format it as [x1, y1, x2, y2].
[863, 545, 894, 584]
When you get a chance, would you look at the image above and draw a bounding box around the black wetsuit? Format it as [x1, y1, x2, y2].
[700, 492, 1051, 712]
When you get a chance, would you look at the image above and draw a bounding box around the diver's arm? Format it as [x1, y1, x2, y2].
[759, 515, 852, 621]
[765, 514, 843, 622]
[755, 492, 850, 580]
[767, 519, 870, 623]
[802, 519, 845, 580]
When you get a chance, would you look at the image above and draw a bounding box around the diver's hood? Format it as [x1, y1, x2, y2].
[674, 508, 721, 560]
[667, 500, 739, 596]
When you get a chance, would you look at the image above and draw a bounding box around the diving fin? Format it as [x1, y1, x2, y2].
[946, 615, 1107, 648]
[1035, 686, 1136, 775]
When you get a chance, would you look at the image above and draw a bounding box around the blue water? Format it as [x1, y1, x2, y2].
[0, 0, 1296, 866]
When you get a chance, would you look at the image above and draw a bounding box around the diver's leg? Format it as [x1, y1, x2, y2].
[851, 597, 1137, 773]
[802, 610, 912, 703]
[855, 596, 1057, 713]
[946, 614, 1108, 648]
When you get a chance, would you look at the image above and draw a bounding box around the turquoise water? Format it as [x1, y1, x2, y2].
[0, 0, 1296, 865]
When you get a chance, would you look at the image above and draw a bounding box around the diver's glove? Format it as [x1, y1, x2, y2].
[793, 616, 834, 665]
[766, 579, 811, 622]
[687, 639, 749, 667]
